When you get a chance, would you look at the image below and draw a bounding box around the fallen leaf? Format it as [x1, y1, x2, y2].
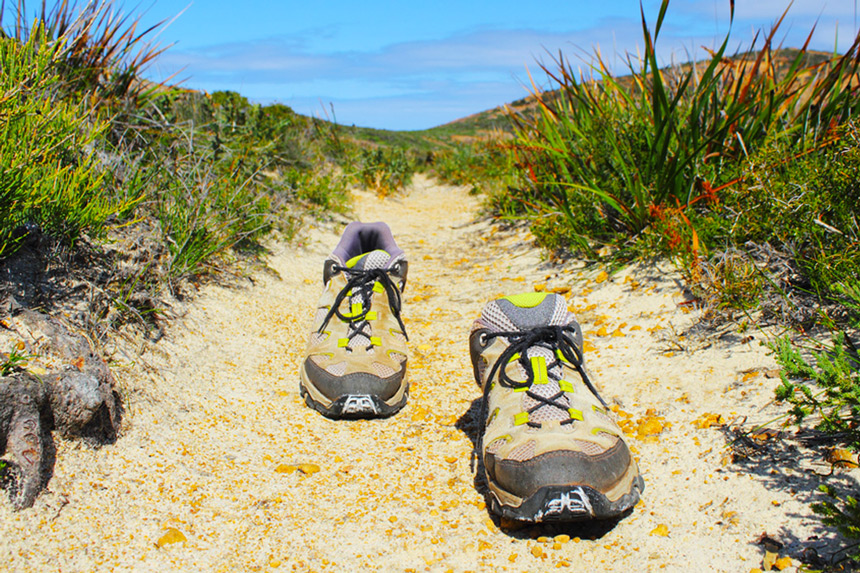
[156, 527, 186, 548]
[274, 463, 320, 475]
[595, 271, 609, 284]
[297, 463, 320, 475]
[692, 413, 726, 429]
[749, 428, 779, 444]
[826, 447, 859, 468]
[637, 417, 664, 437]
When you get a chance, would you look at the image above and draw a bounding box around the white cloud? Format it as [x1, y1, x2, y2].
[142, 2, 859, 129]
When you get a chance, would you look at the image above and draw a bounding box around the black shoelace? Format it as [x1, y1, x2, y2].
[473, 324, 606, 467]
[317, 265, 408, 350]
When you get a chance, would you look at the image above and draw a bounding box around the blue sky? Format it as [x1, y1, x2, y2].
[113, 2, 860, 129]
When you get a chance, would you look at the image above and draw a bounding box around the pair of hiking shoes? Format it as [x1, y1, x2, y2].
[299, 222, 644, 523]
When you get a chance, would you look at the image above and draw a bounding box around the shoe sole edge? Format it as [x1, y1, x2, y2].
[488, 474, 645, 523]
[299, 363, 409, 419]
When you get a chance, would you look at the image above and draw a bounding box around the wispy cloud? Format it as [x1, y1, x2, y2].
[144, 2, 858, 130]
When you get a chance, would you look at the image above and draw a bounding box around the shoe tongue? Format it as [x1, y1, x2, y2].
[345, 249, 391, 271]
[482, 292, 566, 332]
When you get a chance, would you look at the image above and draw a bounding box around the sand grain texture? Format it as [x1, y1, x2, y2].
[1, 175, 855, 572]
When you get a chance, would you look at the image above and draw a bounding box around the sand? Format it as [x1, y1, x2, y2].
[1, 174, 856, 572]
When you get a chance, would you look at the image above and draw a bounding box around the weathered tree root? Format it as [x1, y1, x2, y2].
[0, 306, 121, 509]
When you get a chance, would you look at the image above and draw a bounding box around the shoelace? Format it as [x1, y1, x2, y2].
[317, 264, 408, 349]
[472, 324, 606, 468]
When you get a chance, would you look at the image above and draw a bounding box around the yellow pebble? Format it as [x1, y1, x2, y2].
[531, 546, 544, 558]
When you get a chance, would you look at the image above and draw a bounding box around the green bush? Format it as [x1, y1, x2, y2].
[773, 333, 860, 562]
[813, 485, 860, 564]
[773, 332, 860, 448]
[355, 147, 414, 196]
[504, 0, 860, 259]
[0, 28, 141, 256]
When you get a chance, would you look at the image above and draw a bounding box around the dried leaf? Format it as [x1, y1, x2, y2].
[825, 447, 859, 468]
[274, 463, 320, 475]
[156, 527, 186, 547]
[693, 413, 726, 429]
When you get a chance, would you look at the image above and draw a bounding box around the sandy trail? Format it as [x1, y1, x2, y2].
[1, 175, 853, 572]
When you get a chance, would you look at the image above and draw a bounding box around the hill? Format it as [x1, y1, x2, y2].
[420, 47, 837, 141]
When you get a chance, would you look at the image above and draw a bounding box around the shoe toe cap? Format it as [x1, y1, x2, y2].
[303, 357, 406, 401]
[486, 438, 634, 500]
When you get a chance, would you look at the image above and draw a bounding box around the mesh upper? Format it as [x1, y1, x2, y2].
[508, 440, 536, 462]
[349, 249, 392, 271]
[346, 249, 393, 352]
[480, 300, 519, 332]
[481, 294, 579, 425]
[316, 248, 407, 375]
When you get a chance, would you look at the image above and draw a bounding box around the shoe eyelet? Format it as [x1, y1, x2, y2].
[478, 331, 489, 347]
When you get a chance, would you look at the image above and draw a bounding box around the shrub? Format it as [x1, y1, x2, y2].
[505, 0, 860, 259]
[355, 147, 414, 196]
[0, 27, 141, 256]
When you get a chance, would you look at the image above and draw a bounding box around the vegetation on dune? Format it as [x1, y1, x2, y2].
[0, 0, 422, 341]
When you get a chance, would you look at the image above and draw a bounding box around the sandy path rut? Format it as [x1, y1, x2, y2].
[0, 175, 845, 572]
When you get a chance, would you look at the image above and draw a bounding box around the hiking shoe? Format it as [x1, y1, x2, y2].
[469, 292, 644, 522]
[300, 221, 409, 418]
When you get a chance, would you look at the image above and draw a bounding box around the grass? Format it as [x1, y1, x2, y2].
[0, 25, 142, 257]
[506, 1, 860, 259]
[0, 344, 31, 376]
[354, 146, 415, 197]
[487, 0, 860, 322]
[773, 333, 860, 448]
